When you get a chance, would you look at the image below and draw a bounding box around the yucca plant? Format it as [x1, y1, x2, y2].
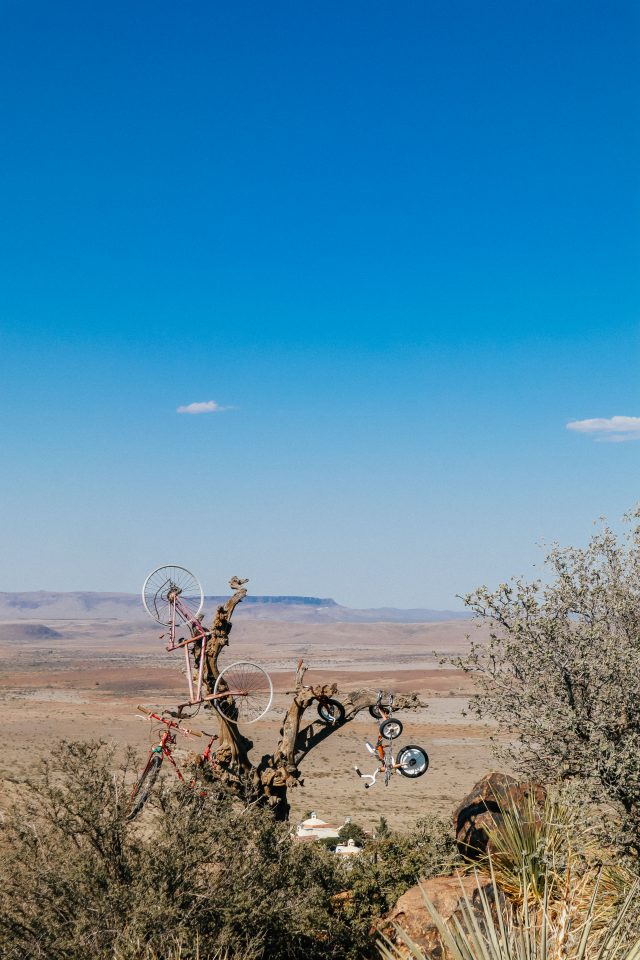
[479, 788, 634, 932]
[379, 863, 640, 960]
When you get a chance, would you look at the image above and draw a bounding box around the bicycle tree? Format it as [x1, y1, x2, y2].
[144, 572, 423, 821]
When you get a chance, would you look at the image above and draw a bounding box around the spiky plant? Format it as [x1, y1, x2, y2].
[478, 788, 633, 932]
[379, 864, 640, 960]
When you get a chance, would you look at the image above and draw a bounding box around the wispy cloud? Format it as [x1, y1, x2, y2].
[566, 416, 640, 443]
[176, 400, 228, 415]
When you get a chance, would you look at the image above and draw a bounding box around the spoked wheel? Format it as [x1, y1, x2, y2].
[317, 698, 345, 725]
[213, 661, 273, 725]
[127, 751, 163, 820]
[142, 566, 204, 625]
[379, 717, 403, 740]
[396, 745, 429, 779]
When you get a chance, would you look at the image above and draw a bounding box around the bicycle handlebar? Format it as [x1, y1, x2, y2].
[136, 705, 203, 736]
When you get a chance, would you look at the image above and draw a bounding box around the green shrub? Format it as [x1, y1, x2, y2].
[338, 814, 460, 946]
[0, 741, 353, 960]
[337, 822, 369, 846]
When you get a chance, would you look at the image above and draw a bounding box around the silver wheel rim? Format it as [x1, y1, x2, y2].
[142, 565, 204, 625]
[400, 747, 427, 776]
[382, 720, 402, 739]
[213, 661, 273, 724]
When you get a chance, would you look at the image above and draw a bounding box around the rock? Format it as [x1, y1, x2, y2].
[453, 771, 547, 860]
[380, 874, 493, 959]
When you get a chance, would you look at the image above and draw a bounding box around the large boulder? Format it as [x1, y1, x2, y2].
[380, 874, 494, 959]
[453, 771, 546, 860]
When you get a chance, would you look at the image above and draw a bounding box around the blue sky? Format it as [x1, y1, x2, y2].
[1, 1, 639, 608]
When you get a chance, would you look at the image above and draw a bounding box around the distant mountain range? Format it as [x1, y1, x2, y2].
[0, 591, 469, 624]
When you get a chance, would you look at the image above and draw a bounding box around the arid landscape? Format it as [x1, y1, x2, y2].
[0, 597, 495, 830]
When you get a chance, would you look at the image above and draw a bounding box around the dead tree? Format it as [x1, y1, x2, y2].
[188, 578, 424, 821]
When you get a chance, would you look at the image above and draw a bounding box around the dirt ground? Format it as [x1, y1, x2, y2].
[0, 617, 496, 830]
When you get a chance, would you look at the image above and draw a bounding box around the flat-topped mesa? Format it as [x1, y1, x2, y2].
[205, 595, 338, 607]
[0, 591, 468, 622]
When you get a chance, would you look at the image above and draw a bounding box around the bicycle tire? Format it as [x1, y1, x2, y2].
[396, 745, 429, 779]
[142, 566, 204, 626]
[127, 752, 163, 820]
[213, 661, 273, 725]
[379, 717, 403, 740]
[317, 698, 345, 725]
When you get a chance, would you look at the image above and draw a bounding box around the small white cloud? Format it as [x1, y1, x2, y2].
[177, 400, 226, 415]
[566, 416, 640, 442]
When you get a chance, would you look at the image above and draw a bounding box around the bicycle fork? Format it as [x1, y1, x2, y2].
[354, 737, 406, 788]
[354, 739, 386, 789]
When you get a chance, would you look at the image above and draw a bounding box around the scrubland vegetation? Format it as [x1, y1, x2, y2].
[459, 511, 640, 849]
[0, 741, 455, 959]
[3, 514, 640, 958]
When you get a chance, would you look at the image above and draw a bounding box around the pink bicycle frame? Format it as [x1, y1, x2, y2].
[161, 592, 212, 705]
[161, 595, 243, 712]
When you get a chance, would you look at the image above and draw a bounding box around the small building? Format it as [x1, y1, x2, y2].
[295, 812, 350, 842]
[334, 838, 363, 857]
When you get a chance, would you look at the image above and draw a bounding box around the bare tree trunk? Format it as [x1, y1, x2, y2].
[193, 580, 425, 821]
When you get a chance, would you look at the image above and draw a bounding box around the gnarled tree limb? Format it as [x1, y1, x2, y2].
[189, 581, 426, 821]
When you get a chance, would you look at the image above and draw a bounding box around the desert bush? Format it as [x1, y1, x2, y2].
[0, 741, 461, 959]
[458, 511, 640, 850]
[339, 814, 460, 944]
[0, 741, 354, 960]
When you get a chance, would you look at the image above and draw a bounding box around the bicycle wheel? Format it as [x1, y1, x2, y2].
[368, 704, 383, 720]
[127, 751, 163, 820]
[379, 717, 403, 740]
[396, 745, 429, 779]
[317, 698, 345, 725]
[142, 566, 204, 625]
[213, 661, 273, 724]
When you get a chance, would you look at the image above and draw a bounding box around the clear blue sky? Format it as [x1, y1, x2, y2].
[1, 1, 638, 608]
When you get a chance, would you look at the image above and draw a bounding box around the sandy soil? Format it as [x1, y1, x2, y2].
[0, 618, 496, 830]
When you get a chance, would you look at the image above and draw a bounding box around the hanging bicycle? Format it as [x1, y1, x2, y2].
[355, 690, 429, 788]
[141, 565, 273, 722]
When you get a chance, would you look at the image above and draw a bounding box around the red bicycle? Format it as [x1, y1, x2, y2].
[127, 706, 220, 820]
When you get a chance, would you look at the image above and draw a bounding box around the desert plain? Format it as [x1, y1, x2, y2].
[0, 612, 496, 831]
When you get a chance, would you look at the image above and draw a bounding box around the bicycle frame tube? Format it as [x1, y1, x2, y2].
[355, 734, 404, 788]
[175, 686, 249, 713]
[138, 712, 218, 792]
[164, 595, 210, 703]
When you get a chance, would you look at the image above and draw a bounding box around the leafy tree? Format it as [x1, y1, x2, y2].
[458, 511, 640, 849]
[375, 816, 391, 839]
[337, 821, 368, 845]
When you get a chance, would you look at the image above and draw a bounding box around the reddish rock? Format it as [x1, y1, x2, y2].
[453, 771, 547, 860]
[380, 874, 493, 959]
